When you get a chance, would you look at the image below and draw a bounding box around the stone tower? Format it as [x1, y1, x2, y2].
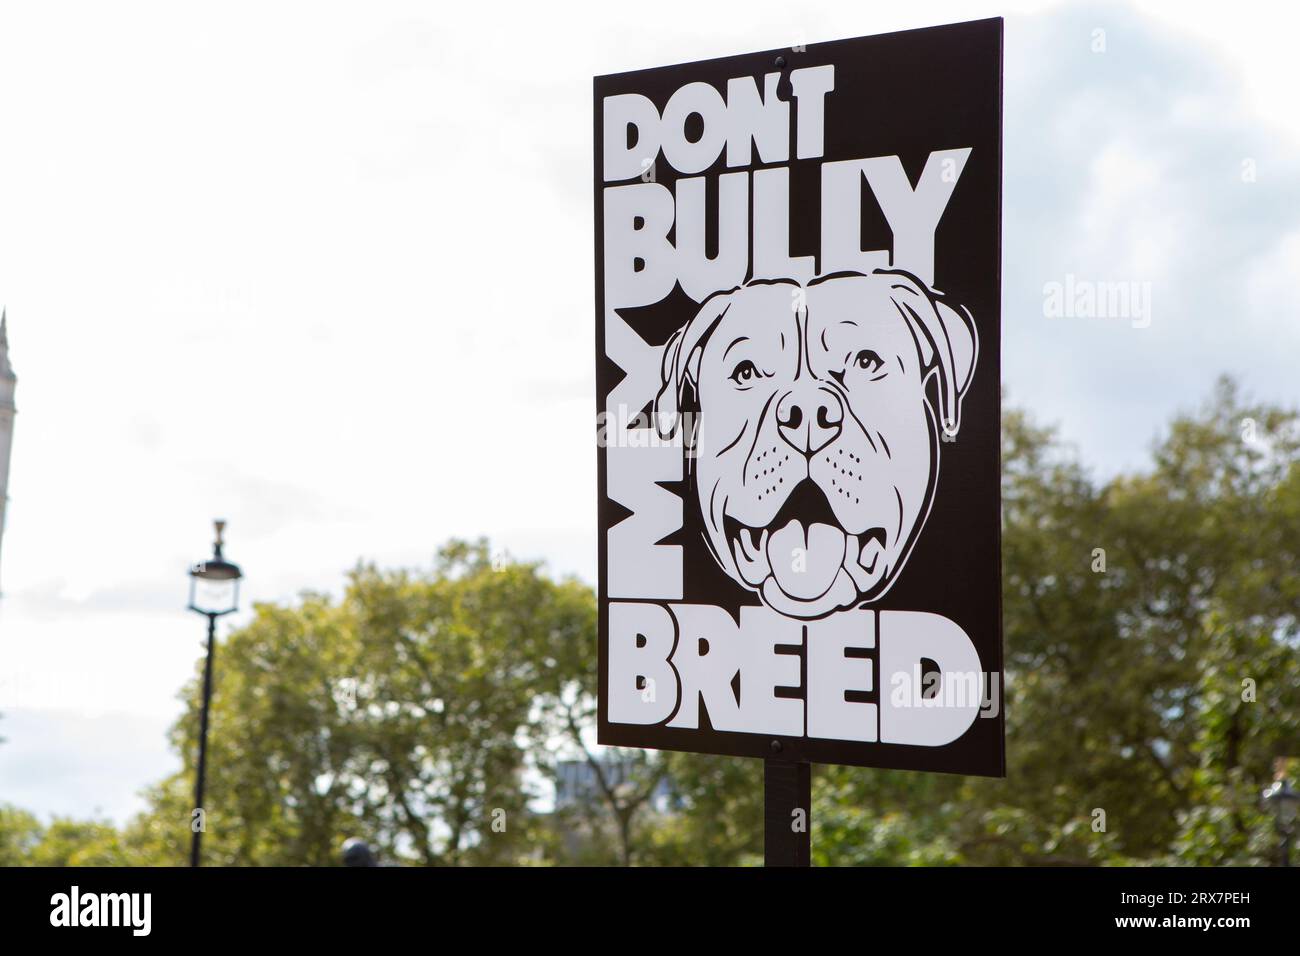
[0, 310, 15, 595]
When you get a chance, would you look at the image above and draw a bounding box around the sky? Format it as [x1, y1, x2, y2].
[1, 0, 1299, 823]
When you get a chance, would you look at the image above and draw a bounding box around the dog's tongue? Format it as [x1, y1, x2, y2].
[767, 520, 846, 600]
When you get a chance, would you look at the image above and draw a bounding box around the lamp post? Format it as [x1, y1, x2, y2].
[1262, 777, 1299, 867]
[187, 520, 242, 867]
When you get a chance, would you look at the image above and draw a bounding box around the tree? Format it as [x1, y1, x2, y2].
[0, 808, 155, 866]
[147, 539, 596, 865]
[0, 806, 42, 865]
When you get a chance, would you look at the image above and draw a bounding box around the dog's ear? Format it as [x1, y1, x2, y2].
[654, 293, 731, 439]
[887, 274, 979, 436]
[932, 299, 978, 433]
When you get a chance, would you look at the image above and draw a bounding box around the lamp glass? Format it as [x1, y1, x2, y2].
[191, 575, 239, 616]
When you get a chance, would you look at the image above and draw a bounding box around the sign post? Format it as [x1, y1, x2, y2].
[764, 758, 811, 866]
[594, 18, 1005, 865]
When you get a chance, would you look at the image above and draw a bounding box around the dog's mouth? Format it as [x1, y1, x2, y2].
[723, 480, 888, 608]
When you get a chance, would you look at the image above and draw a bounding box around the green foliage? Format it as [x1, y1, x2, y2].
[0, 805, 42, 865]
[3, 378, 1296, 866]
[634, 754, 763, 865]
[147, 539, 598, 866]
[0, 808, 150, 866]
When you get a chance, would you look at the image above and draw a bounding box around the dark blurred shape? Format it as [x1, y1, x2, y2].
[1263, 767, 1299, 867]
[342, 838, 377, 867]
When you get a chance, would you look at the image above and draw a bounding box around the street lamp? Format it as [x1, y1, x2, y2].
[187, 519, 242, 867]
[1262, 777, 1299, 867]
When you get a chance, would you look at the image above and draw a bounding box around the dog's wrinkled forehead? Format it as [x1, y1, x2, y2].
[655, 270, 977, 436]
[654, 280, 800, 435]
[711, 281, 802, 330]
[701, 284, 802, 369]
[688, 281, 800, 365]
[806, 277, 927, 373]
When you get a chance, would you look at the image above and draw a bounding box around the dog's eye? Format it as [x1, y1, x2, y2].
[854, 349, 884, 374]
[729, 360, 759, 385]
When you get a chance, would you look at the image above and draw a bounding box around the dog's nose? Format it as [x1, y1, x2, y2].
[777, 387, 843, 456]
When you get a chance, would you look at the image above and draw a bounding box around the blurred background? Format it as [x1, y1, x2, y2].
[0, 0, 1297, 864]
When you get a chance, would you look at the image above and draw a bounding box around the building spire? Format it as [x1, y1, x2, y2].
[0, 308, 10, 378]
[0, 307, 13, 597]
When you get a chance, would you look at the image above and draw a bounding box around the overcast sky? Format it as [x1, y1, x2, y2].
[1, 0, 1299, 823]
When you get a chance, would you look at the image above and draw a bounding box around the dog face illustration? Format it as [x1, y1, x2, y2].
[655, 271, 978, 619]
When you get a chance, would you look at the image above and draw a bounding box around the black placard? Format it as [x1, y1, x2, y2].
[595, 18, 1004, 775]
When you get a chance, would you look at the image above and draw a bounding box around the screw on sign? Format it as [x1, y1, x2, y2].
[594, 19, 1005, 865]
